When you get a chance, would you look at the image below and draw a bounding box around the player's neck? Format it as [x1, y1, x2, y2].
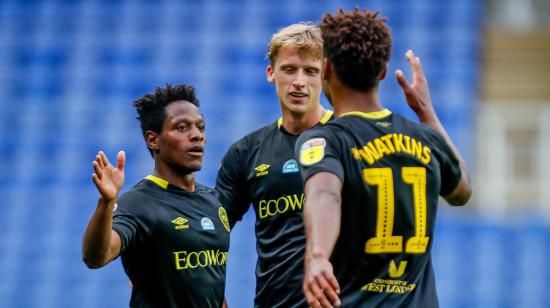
[281, 104, 326, 135]
[331, 84, 383, 116]
[153, 162, 196, 192]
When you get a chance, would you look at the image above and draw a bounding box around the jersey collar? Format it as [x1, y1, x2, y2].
[277, 109, 334, 129]
[145, 175, 169, 189]
[340, 108, 392, 120]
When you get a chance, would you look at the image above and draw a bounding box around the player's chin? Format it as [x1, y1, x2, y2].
[285, 102, 309, 115]
[186, 160, 203, 172]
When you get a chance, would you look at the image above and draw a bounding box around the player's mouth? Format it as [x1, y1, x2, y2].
[187, 146, 204, 158]
[289, 92, 308, 102]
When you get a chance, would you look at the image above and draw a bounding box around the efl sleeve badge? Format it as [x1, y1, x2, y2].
[299, 137, 326, 166]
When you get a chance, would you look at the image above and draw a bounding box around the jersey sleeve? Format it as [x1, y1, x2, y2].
[427, 129, 462, 196]
[112, 191, 158, 253]
[215, 142, 251, 227]
[295, 127, 344, 184]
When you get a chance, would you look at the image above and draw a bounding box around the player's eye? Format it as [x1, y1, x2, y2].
[177, 124, 188, 131]
[306, 68, 319, 75]
[282, 67, 295, 73]
[197, 124, 206, 132]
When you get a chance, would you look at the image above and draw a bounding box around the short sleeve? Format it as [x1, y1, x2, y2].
[427, 130, 462, 196]
[112, 191, 158, 253]
[215, 143, 251, 227]
[295, 127, 344, 184]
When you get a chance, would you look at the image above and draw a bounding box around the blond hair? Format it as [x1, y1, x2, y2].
[267, 22, 323, 65]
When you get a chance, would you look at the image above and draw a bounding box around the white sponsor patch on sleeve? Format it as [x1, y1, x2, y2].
[299, 137, 327, 166]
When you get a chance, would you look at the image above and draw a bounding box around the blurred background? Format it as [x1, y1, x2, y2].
[0, 0, 549, 307]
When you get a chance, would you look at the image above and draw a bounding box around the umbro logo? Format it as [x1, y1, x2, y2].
[254, 164, 270, 177]
[172, 217, 189, 230]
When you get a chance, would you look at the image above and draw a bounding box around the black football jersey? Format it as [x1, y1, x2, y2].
[216, 111, 333, 307]
[112, 176, 230, 308]
[296, 109, 461, 307]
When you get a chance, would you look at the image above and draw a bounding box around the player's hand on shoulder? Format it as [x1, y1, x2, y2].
[395, 49, 438, 122]
[303, 254, 341, 308]
[92, 151, 125, 202]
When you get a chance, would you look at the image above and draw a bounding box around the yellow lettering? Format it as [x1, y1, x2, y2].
[404, 135, 412, 154]
[173, 251, 188, 270]
[362, 283, 385, 292]
[187, 252, 199, 269]
[351, 147, 361, 160]
[267, 200, 277, 217]
[276, 196, 289, 213]
[363, 278, 416, 294]
[217, 251, 227, 265]
[174, 249, 228, 270]
[258, 199, 278, 219]
[364, 142, 380, 163]
[286, 194, 304, 211]
[258, 194, 304, 219]
[421, 146, 431, 164]
[207, 250, 217, 265]
[197, 251, 208, 267]
[411, 138, 423, 160]
[386, 285, 409, 293]
[393, 134, 405, 153]
[351, 135, 432, 166]
[258, 200, 268, 219]
[381, 134, 396, 153]
[374, 138, 391, 157]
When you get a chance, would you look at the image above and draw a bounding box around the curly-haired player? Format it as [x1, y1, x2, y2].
[82, 84, 229, 308]
[296, 8, 472, 307]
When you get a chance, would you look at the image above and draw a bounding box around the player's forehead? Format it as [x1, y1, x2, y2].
[164, 100, 203, 123]
[274, 44, 322, 68]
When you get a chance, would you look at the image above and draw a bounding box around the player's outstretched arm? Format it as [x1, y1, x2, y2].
[303, 172, 342, 308]
[82, 151, 125, 269]
[395, 50, 472, 206]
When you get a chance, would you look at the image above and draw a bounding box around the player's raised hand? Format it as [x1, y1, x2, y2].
[395, 50, 437, 121]
[92, 151, 125, 202]
[303, 255, 341, 308]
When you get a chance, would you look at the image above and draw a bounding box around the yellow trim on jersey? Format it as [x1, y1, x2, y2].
[145, 175, 169, 189]
[277, 117, 283, 129]
[340, 109, 392, 120]
[277, 109, 334, 129]
[319, 110, 334, 124]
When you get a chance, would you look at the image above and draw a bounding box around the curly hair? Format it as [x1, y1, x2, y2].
[320, 8, 392, 92]
[133, 83, 200, 156]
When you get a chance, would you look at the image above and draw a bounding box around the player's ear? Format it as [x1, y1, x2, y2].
[266, 65, 275, 83]
[322, 58, 332, 81]
[379, 64, 388, 81]
[145, 131, 159, 152]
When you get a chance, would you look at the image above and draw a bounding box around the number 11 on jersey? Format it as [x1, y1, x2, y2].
[364, 167, 429, 254]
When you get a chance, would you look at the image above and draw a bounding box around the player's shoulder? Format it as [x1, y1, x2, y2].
[226, 121, 277, 153]
[195, 182, 219, 199]
[224, 123, 278, 162]
[301, 120, 344, 140]
[390, 113, 445, 140]
[116, 180, 159, 214]
[119, 180, 153, 201]
[296, 123, 344, 158]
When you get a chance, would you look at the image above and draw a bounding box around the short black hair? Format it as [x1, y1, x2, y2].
[133, 83, 200, 156]
[320, 8, 392, 92]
